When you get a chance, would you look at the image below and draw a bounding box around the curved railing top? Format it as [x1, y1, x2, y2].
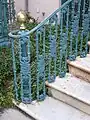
[9, 0, 72, 38]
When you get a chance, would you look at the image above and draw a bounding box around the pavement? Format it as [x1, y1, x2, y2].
[0, 108, 33, 120]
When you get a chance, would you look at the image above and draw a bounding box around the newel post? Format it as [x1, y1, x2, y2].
[17, 11, 31, 103]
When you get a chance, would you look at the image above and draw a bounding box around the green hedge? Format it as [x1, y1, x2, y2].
[0, 47, 13, 107]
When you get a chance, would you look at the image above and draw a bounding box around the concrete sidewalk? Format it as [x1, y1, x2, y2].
[0, 108, 33, 120]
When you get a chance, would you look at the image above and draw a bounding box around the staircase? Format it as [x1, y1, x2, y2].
[13, 55, 90, 120]
[9, 0, 90, 119]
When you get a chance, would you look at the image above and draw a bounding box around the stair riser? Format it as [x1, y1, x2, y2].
[48, 87, 90, 115]
[68, 65, 90, 83]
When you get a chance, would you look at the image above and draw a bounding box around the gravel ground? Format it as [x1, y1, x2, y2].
[0, 108, 34, 120]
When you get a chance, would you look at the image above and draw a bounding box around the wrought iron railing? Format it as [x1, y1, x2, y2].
[9, 0, 90, 103]
[0, 0, 15, 46]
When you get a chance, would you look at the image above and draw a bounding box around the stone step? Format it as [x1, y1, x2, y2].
[13, 96, 90, 120]
[46, 73, 90, 115]
[67, 54, 90, 83]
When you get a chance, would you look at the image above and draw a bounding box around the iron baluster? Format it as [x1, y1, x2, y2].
[36, 31, 39, 100]
[11, 0, 15, 21]
[85, 14, 89, 54]
[54, 14, 58, 78]
[75, 0, 81, 57]
[3, 0, 8, 37]
[9, 0, 12, 22]
[43, 26, 46, 98]
[59, 10, 64, 77]
[0, 1, 2, 39]
[84, 0, 90, 54]
[80, 0, 86, 57]
[36, 29, 46, 101]
[48, 15, 57, 83]
[48, 21, 52, 82]
[11, 38, 18, 100]
[65, 5, 69, 73]
[69, 0, 75, 61]
[27, 36, 32, 102]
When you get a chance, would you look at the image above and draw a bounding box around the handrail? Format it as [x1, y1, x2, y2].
[9, 0, 72, 38]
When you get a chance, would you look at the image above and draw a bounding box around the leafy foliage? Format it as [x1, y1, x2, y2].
[0, 47, 13, 107]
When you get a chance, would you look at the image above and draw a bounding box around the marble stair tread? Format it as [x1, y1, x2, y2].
[67, 54, 90, 73]
[46, 73, 90, 105]
[14, 96, 90, 120]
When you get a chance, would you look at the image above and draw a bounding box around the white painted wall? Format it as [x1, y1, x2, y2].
[28, 0, 60, 21]
[15, 0, 25, 13]
[15, 0, 60, 22]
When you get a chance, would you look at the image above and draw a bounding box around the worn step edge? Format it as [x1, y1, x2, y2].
[13, 100, 41, 120]
[46, 85, 90, 115]
[46, 77, 90, 115]
[67, 54, 90, 82]
[68, 63, 90, 83]
[13, 97, 90, 120]
[67, 54, 90, 74]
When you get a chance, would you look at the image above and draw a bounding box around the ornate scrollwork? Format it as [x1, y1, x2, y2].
[59, 32, 67, 77]
[80, 51, 86, 58]
[37, 55, 45, 78]
[20, 56, 32, 103]
[83, 14, 89, 36]
[37, 55, 46, 100]
[48, 74, 56, 83]
[72, 16, 79, 36]
[37, 26, 44, 34]
[59, 71, 66, 78]
[18, 30, 29, 44]
[61, 33, 67, 54]
[62, 6, 68, 14]
[21, 57, 30, 75]
[49, 35, 56, 58]
[49, 14, 58, 24]
[18, 31, 31, 103]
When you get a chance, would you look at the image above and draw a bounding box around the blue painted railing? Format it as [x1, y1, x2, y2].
[0, 0, 15, 47]
[9, 0, 90, 103]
